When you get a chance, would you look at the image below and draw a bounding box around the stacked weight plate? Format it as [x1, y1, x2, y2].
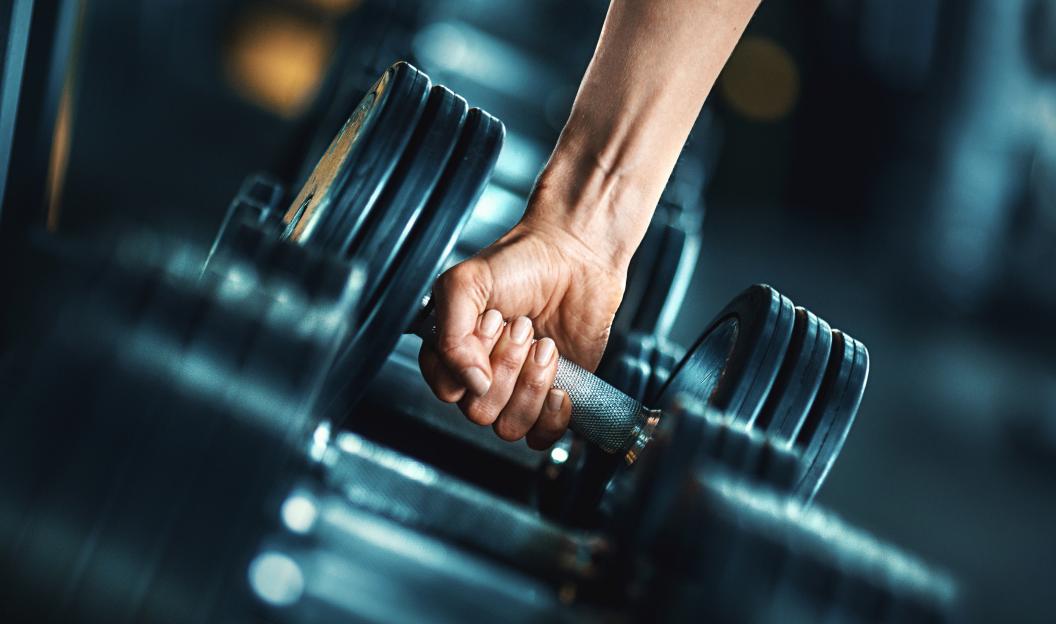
[0, 239, 359, 622]
[215, 62, 504, 415]
[542, 284, 869, 526]
[658, 284, 870, 500]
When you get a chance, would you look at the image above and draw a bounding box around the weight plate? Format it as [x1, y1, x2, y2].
[631, 221, 688, 334]
[657, 284, 796, 426]
[754, 307, 833, 445]
[323, 108, 505, 414]
[352, 85, 468, 306]
[281, 62, 430, 254]
[793, 330, 869, 501]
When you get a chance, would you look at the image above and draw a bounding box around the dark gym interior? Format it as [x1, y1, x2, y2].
[1, 0, 1053, 622]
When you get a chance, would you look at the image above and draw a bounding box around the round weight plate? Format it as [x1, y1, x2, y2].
[323, 108, 504, 414]
[793, 330, 869, 500]
[657, 284, 796, 425]
[631, 221, 688, 334]
[281, 62, 430, 253]
[754, 307, 832, 445]
[352, 85, 468, 305]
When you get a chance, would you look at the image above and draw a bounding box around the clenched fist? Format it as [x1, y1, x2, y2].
[417, 0, 758, 447]
[419, 208, 627, 450]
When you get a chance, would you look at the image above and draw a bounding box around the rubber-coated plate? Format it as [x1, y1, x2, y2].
[352, 85, 468, 305]
[323, 108, 504, 415]
[754, 307, 832, 445]
[793, 329, 869, 501]
[281, 62, 430, 253]
[658, 284, 796, 426]
[632, 221, 688, 333]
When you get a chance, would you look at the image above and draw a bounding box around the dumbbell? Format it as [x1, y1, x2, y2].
[536, 283, 867, 525]
[0, 238, 358, 622]
[302, 395, 955, 622]
[1, 241, 585, 623]
[595, 398, 957, 621]
[636, 470, 956, 622]
[210, 62, 868, 501]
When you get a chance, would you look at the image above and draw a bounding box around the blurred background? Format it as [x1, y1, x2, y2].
[2, 0, 1054, 621]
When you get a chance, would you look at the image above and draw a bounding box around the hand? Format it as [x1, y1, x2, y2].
[418, 208, 628, 449]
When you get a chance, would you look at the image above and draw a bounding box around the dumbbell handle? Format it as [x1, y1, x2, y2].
[551, 356, 660, 461]
[410, 307, 660, 463]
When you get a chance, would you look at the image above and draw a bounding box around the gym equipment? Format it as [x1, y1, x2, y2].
[0, 241, 583, 623]
[0, 238, 354, 622]
[600, 397, 956, 621]
[211, 62, 868, 476]
[631, 468, 956, 622]
[536, 281, 869, 525]
[1, 237, 953, 623]
[275, 61, 504, 411]
[0, 240, 951, 622]
[204, 64, 870, 539]
[597, 331, 687, 405]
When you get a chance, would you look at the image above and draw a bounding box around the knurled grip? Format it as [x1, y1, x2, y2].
[409, 308, 656, 457]
[552, 356, 652, 455]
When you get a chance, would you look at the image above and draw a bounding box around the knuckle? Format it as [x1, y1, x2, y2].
[533, 414, 564, 436]
[436, 386, 463, 404]
[496, 348, 527, 371]
[493, 417, 526, 442]
[423, 372, 459, 404]
[520, 373, 549, 395]
[441, 262, 487, 299]
[526, 434, 555, 451]
[445, 262, 474, 287]
[437, 334, 466, 356]
[463, 401, 497, 426]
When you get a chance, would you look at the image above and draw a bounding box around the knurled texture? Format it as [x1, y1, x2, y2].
[553, 357, 646, 454]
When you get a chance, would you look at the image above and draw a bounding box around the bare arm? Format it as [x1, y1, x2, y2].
[420, 0, 761, 448]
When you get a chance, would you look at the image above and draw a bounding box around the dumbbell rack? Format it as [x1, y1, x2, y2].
[1, 239, 954, 622]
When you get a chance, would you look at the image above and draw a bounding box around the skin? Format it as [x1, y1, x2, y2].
[420, 0, 762, 449]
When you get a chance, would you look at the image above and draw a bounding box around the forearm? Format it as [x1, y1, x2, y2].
[528, 0, 760, 265]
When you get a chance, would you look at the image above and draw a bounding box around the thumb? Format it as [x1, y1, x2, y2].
[433, 260, 495, 397]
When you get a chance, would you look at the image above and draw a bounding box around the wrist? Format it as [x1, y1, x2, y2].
[523, 136, 663, 269]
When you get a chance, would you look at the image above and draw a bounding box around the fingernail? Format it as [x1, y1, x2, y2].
[511, 316, 532, 344]
[535, 337, 556, 364]
[480, 309, 503, 337]
[547, 389, 565, 412]
[463, 367, 491, 396]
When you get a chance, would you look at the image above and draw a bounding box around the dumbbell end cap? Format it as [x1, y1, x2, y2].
[624, 409, 662, 465]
